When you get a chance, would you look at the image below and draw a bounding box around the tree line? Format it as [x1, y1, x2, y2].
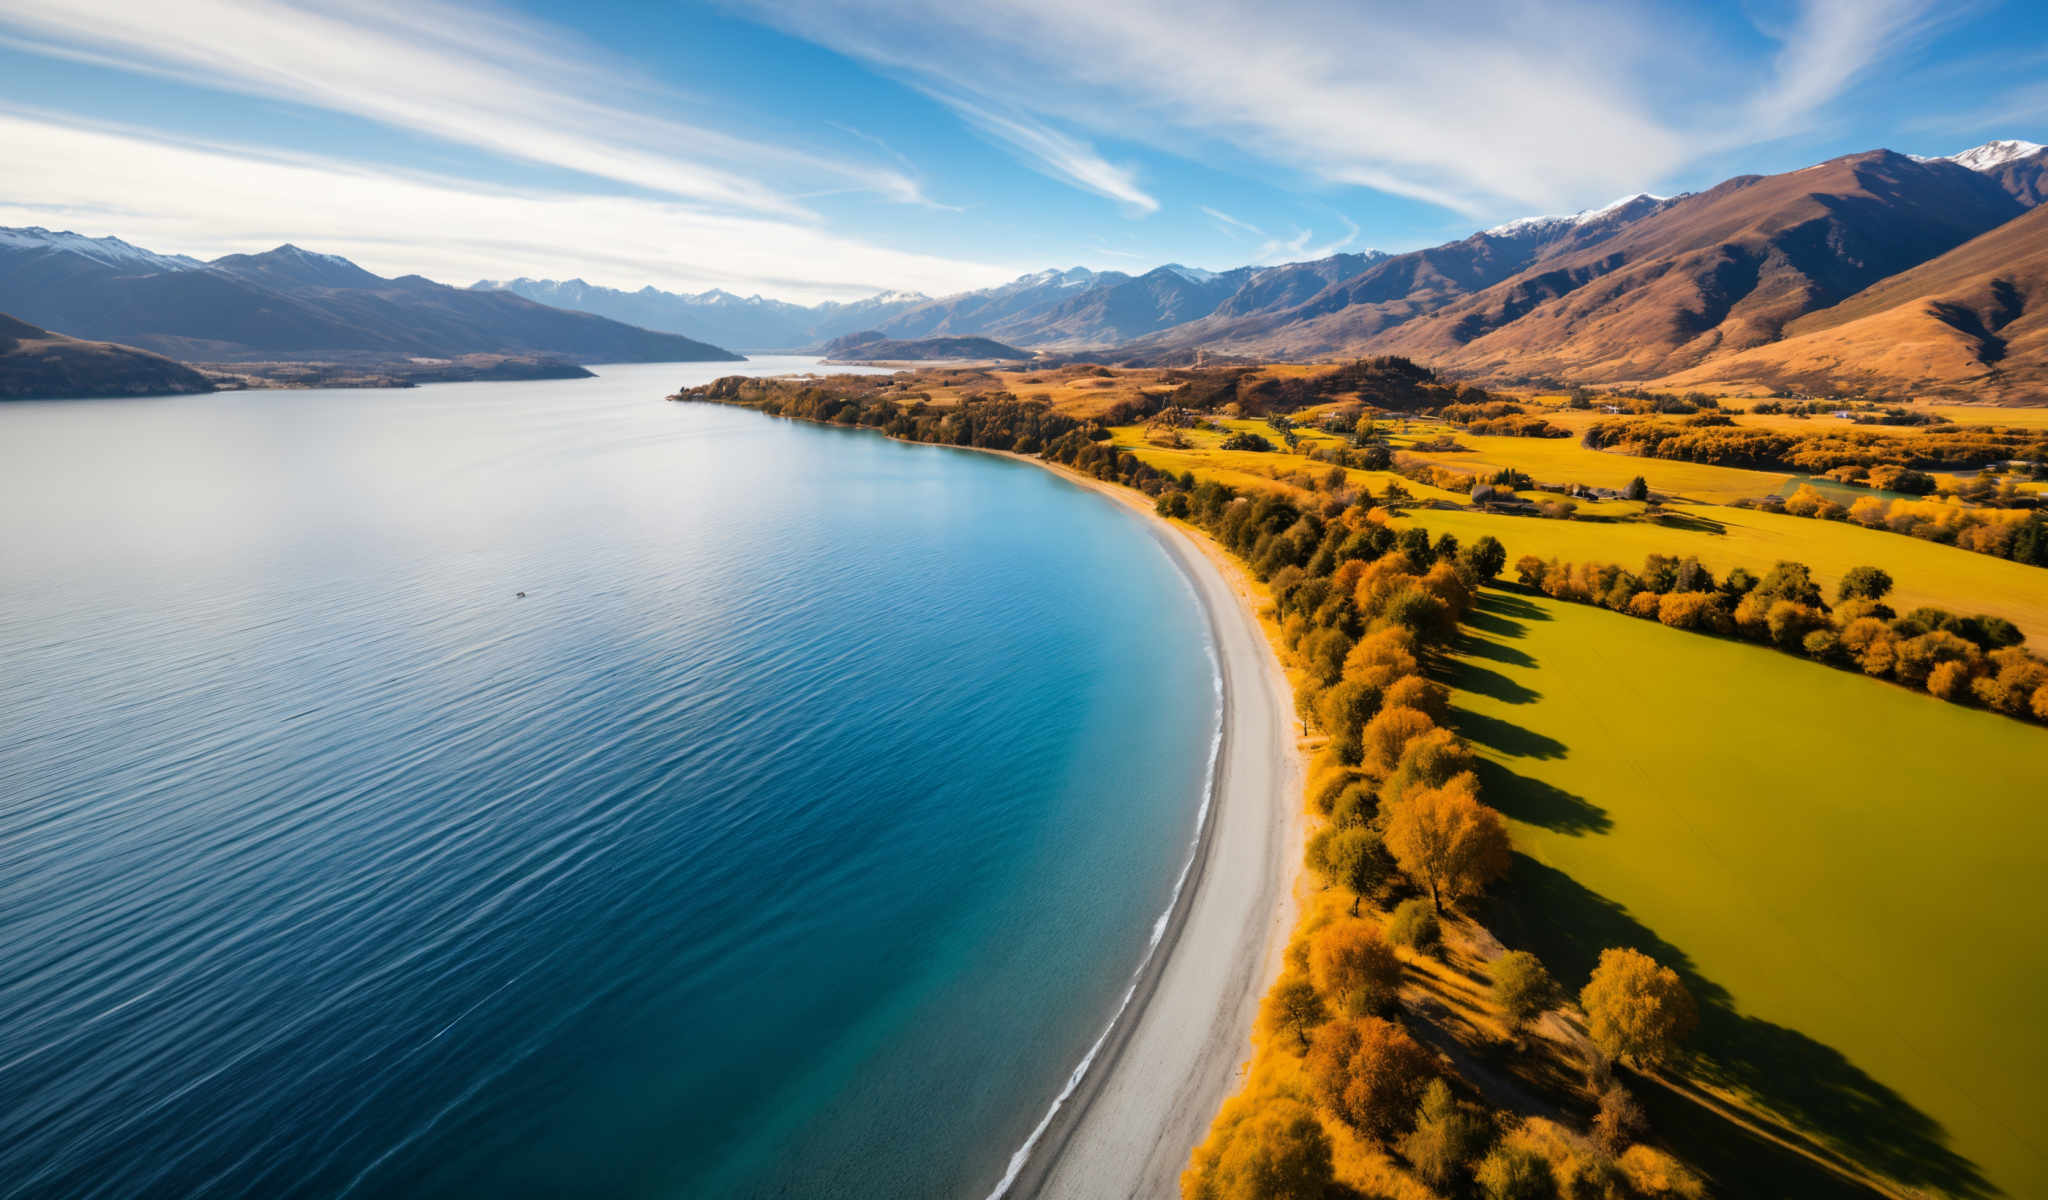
[1514, 554, 2048, 722]
[1581, 415, 2046, 474]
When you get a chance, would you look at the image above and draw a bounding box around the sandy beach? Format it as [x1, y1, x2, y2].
[998, 461, 1305, 1200]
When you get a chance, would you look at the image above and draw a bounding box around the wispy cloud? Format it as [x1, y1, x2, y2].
[0, 110, 1016, 302]
[1199, 206, 1265, 239]
[0, 0, 932, 214]
[936, 95, 1159, 214]
[737, 0, 1946, 217]
[1251, 217, 1358, 265]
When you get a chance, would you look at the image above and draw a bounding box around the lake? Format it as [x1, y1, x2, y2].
[0, 360, 1219, 1198]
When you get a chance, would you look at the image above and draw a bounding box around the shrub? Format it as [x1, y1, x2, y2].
[1592, 1083, 1646, 1153]
[1617, 1145, 1708, 1198]
[1387, 897, 1442, 955]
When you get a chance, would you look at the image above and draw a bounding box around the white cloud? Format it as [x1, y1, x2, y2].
[1251, 217, 1358, 265]
[937, 96, 1159, 214]
[1199, 206, 1265, 239]
[0, 0, 932, 214]
[736, 0, 1943, 217]
[0, 111, 1017, 302]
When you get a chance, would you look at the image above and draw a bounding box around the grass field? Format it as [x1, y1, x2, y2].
[1448, 589, 2048, 1199]
[1395, 427, 1794, 504]
[1396, 503, 2048, 647]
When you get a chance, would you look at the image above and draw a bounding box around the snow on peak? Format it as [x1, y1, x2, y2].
[1159, 263, 1220, 283]
[862, 289, 928, 305]
[1483, 193, 1667, 238]
[1937, 139, 2046, 172]
[0, 225, 199, 272]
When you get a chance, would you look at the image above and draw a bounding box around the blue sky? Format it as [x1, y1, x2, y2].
[0, 0, 2043, 302]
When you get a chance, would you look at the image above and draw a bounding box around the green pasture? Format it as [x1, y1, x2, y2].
[1448, 589, 2048, 1198]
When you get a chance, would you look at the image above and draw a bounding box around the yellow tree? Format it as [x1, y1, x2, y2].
[1383, 772, 1510, 912]
[1579, 948, 1697, 1066]
[1308, 918, 1402, 1016]
[1182, 1094, 1334, 1200]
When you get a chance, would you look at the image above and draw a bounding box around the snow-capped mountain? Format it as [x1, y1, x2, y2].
[1929, 139, 2045, 172]
[0, 227, 202, 274]
[474, 277, 931, 349]
[1482, 193, 1674, 239]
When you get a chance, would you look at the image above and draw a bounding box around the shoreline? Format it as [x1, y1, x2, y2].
[879, 441, 1307, 1200]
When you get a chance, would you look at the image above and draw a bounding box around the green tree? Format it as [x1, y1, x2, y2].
[1622, 476, 1649, 501]
[1399, 1079, 1493, 1192]
[1313, 826, 1389, 914]
[1837, 565, 1894, 602]
[1476, 1143, 1557, 1200]
[1260, 970, 1328, 1053]
[1386, 897, 1441, 955]
[1461, 534, 1509, 582]
[1490, 950, 1559, 1037]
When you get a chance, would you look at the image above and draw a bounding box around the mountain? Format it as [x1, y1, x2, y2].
[0, 312, 215, 399]
[820, 331, 1029, 361]
[471, 277, 928, 350]
[0, 230, 741, 364]
[1658, 200, 2048, 398]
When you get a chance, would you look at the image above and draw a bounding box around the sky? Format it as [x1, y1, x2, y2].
[0, 0, 2044, 303]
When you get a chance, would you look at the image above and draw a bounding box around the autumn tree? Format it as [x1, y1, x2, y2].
[1309, 918, 1403, 1016]
[1622, 475, 1649, 501]
[1399, 1078, 1493, 1192]
[1305, 1016, 1436, 1140]
[1490, 950, 1559, 1038]
[1383, 772, 1511, 911]
[1260, 970, 1328, 1053]
[1593, 1082, 1648, 1154]
[1361, 705, 1437, 778]
[1182, 1094, 1335, 1200]
[1580, 948, 1697, 1066]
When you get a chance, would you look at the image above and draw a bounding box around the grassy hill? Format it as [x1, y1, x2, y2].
[0, 313, 213, 399]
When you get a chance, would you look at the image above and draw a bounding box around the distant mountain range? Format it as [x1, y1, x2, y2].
[490, 139, 2048, 397]
[0, 311, 214, 399]
[0, 231, 741, 365]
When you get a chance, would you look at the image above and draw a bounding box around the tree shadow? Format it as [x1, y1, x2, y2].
[1465, 606, 1529, 640]
[1454, 629, 1536, 668]
[1478, 589, 1551, 622]
[1439, 661, 1540, 706]
[1453, 708, 1568, 762]
[1482, 857, 1994, 1199]
[1465, 757, 1608, 835]
[1648, 509, 1730, 534]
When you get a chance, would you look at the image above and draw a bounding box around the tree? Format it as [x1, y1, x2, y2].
[1260, 970, 1328, 1053]
[1360, 705, 1438, 777]
[1387, 897, 1441, 955]
[1475, 1143, 1556, 1200]
[1623, 475, 1649, 501]
[1310, 826, 1388, 913]
[1837, 565, 1893, 602]
[1462, 535, 1509, 582]
[1309, 918, 1403, 1015]
[1399, 1079, 1493, 1192]
[1383, 773, 1511, 912]
[1380, 725, 1474, 806]
[1305, 1016, 1436, 1140]
[1580, 948, 1697, 1066]
[1490, 950, 1559, 1037]
[1182, 1095, 1336, 1200]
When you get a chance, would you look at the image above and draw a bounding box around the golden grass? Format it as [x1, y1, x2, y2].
[1393, 425, 1794, 504]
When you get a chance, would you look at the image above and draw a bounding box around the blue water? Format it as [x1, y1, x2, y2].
[0, 361, 1219, 1199]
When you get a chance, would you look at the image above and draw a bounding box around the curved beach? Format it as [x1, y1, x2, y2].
[1003, 465, 1305, 1200]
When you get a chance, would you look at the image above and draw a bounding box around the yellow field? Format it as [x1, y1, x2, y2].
[1392, 425, 1794, 503]
[1396, 503, 2048, 645]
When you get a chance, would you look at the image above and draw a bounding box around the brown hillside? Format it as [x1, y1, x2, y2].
[1372, 150, 2022, 381]
[1657, 202, 2048, 398]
